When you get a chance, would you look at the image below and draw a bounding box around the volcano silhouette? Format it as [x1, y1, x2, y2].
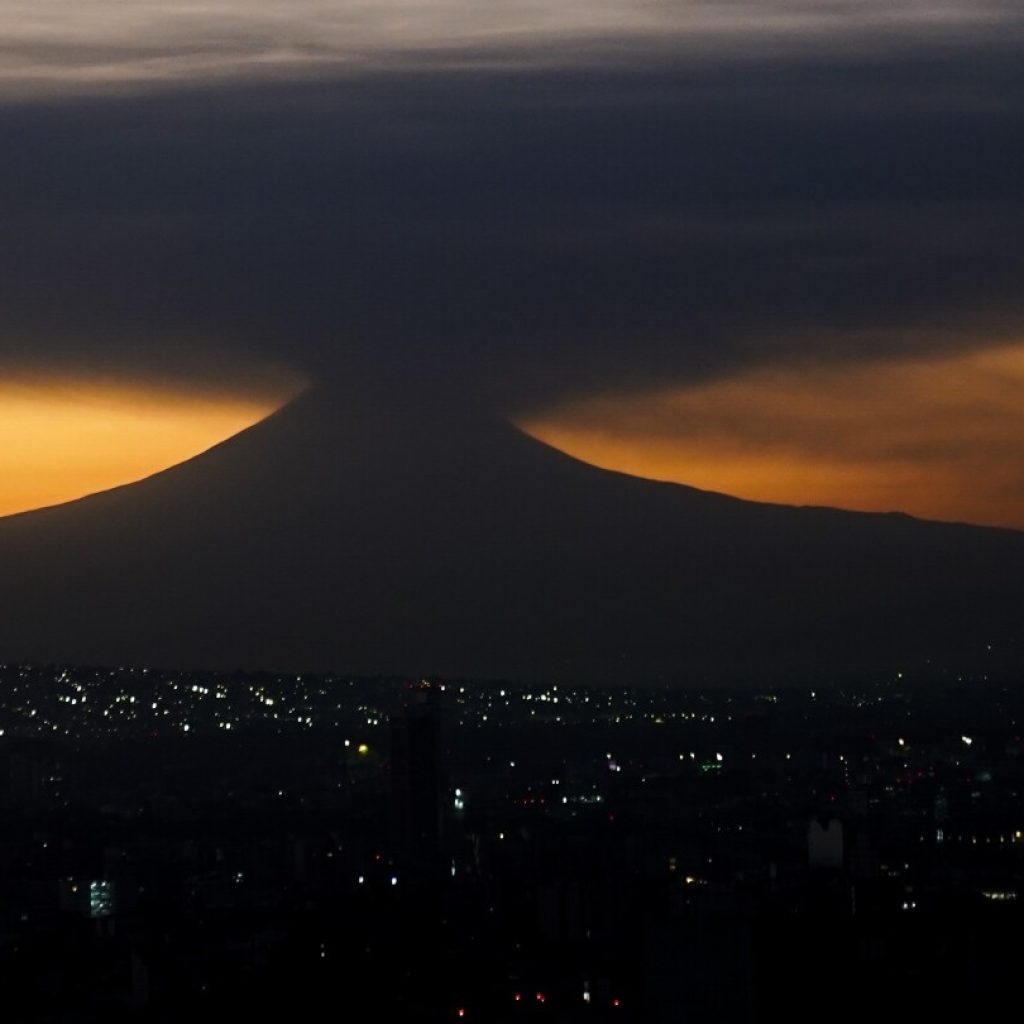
[0, 388, 1021, 684]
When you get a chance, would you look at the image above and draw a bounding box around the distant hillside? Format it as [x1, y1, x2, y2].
[0, 388, 1021, 684]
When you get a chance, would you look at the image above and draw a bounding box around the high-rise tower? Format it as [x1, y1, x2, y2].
[390, 681, 445, 864]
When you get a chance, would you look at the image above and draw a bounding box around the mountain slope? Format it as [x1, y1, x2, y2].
[0, 389, 1021, 684]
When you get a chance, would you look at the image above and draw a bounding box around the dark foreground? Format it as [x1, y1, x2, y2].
[1, 665, 1022, 1021]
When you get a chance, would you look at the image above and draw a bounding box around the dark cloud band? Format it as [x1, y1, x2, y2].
[1, 16, 1022, 416]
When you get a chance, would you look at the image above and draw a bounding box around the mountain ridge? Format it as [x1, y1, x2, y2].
[1, 388, 1021, 684]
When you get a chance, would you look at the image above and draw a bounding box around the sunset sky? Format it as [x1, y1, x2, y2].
[2, 1, 1024, 525]
[0, 379, 290, 517]
[524, 341, 1024, 529]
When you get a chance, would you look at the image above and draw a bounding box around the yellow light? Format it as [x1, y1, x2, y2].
[0, 374, 298, 518]
[357, 743, 369, 755]
[521, 341, 1024, 530]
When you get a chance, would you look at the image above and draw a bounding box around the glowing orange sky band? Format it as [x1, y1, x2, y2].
[0, 380, 290, 518]
[522, 343, 1024, 531]
[6, 342, 1024, 531]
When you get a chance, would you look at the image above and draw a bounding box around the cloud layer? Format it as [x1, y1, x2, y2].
[1, 1, 1023, 523]
[2, 2, 1018, 92]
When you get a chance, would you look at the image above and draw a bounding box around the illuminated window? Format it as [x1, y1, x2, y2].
[89, 880, 113, 919]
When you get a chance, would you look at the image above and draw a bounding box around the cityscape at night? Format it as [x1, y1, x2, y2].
[3, 0, 1024, 1019]
[2, 664, 1023, 1020]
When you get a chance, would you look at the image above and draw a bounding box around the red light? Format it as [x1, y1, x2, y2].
[613, 998, 621, 1007]
[514, 993, 521, 1002]
[457, 1010, 465, 1018]
[536, 992, 546, 1003]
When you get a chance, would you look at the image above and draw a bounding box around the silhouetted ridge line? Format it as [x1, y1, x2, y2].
[0, 388, 1021, 684]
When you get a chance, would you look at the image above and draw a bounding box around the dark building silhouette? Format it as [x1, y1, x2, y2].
[390, 681, 445, 865]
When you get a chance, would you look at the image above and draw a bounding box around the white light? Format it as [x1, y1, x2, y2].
[962, 735, 973, 746]
[391, 875, 398, 886]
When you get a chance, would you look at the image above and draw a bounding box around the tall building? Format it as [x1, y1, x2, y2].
[807, 817, 844, 870]
[390, 681, 445, 864]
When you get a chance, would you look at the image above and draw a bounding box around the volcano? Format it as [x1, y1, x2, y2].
[0, 388, 1021, 684]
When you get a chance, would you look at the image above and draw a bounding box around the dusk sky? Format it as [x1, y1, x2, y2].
[3, 1, 1024, 525]
[7, 13, 1024, 1011]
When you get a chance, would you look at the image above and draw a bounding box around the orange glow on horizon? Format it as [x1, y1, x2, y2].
[0, 379, 293, 518]
[521, 343, 1024, 531]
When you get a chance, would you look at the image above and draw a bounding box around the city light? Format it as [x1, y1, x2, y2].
[89, 880, 113, 919]
[0, 664, 1020, 1015]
